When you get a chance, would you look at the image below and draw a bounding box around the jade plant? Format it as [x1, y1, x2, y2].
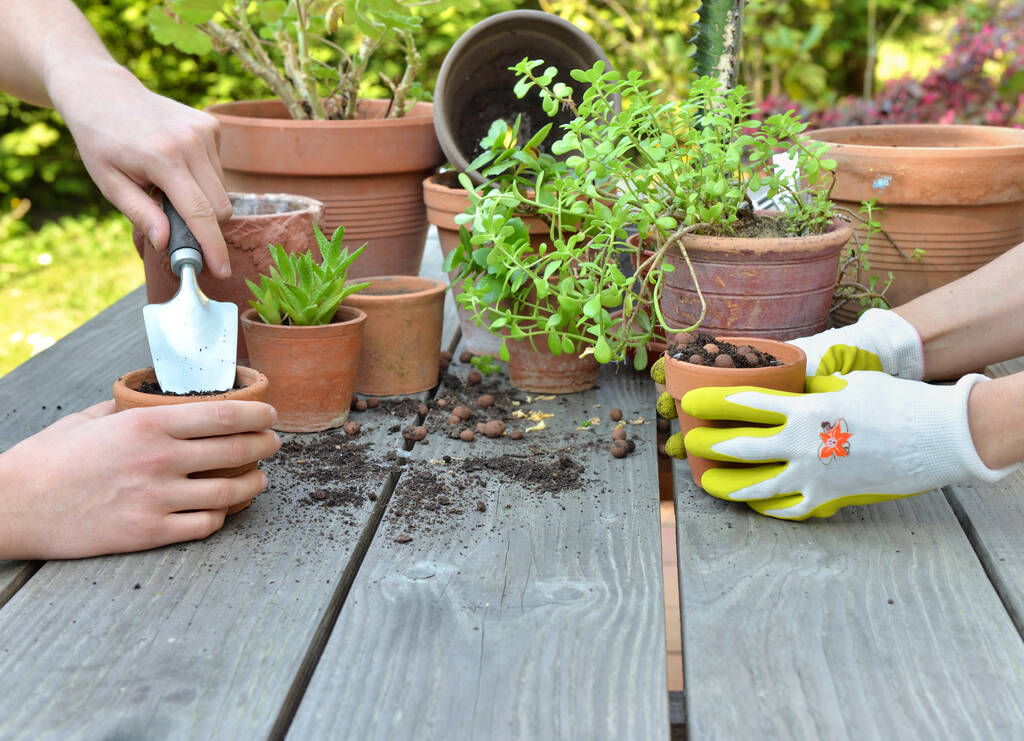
[246, 224, 369, 325]
[444, 58, 846, 370]
[148, 0, 472, 120]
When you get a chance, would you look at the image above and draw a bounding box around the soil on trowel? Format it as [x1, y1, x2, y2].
[667, 332, 781, 369]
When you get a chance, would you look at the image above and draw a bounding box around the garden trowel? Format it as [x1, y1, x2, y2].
[143, 198, 237, 394]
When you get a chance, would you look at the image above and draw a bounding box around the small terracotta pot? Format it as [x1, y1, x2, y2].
[207, 99, 443, 278]
[135, 192, 325, 364]
[240, 306, 366, 432]
[342, 276, 446, 396]
[663, 338, 806, 489]
[809, 124, 1024, 324]
[506, 338, 600, 394]
[657, 217, 851, 341]
[423, 172, 548, 356]
[113, 366, 270, 515]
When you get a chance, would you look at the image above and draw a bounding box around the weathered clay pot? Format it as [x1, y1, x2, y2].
[809, 124, 1024, 324]
[434, 10, 613, 184]
[207, 99, 443, 278]
[657, 217, 851, 341]
[663, 339, 806, 489]
[422, 172, 548, 356]
[135, 192, 324, 364]
[506, 338, 600, 394]
[113, 366, 270, 515]
[240, 306, 366, 432]
[342, 276, 446, 396]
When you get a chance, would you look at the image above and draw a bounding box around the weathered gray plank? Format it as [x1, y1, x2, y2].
[287, 356, 670, 741]
[675, 461, 1024, 740]
[943, 357, 1024, 636]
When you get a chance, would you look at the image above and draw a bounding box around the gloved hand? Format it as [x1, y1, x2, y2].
[651, 356, 685, 459]
[682, 371, 1017, 520]
[791, 308, 925, 378]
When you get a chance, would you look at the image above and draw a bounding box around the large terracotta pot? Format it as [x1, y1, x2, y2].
[422, 172, 548, 356]
[135, 192, 324, 364]
[207, 99, 444, 278]
[240, 306, 366, 433]
[342, 276, 446, 396]
[808, 124, 1024, 324]
[658, 217, 851, 341]
[662, 339, 806, 488]
[113, 366, 270, 515]
[434, 10, 613, 184]
[506, 338, 600, 394]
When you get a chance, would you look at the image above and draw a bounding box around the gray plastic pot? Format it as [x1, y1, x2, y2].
[434, 10, 613, 184]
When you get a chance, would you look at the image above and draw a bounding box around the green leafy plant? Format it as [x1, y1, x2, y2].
[469, 354, 501, 376]
[148, 0, 474, 120]
[445, 58, 846, 369]
[246, 224, 369, 325]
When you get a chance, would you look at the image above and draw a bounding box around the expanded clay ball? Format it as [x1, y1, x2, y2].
[439, 350, 453, 369]
[484, 420, 505, 438]
[611, 428, 627, 441]
[467, 370, 483, 385]
[342, 421, 361, 436]
[447, 414, 461, 426]
[475, 421, 486, 434]
[459, 350, 474, 363]
[365, 397, 379, 409]
[688, 354, 704, 365]
[714, 354, 735, 368]
[509, 429, 523, 440]
[402, 425, 427, 442]
[436, 398, 448, 409]
[452, 404, 472, 421]
[609, 408, 623, 421]
[417, 403, 428, 416]
[703, 343, 720, 354]
[355, 399, 368, 412]
[460, 429, 475, 442]
[477, 394, 494, 409]
[610, 441, 629, 458]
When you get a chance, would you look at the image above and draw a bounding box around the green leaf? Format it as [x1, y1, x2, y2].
[147, 7, 213, 55]
[593, 334, 611, 364]
[582, 294, 601, 318]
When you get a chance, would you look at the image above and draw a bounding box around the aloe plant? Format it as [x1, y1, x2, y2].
[246, 224, 369, 325]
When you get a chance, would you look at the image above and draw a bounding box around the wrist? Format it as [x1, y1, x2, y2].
[967, 374, 1024, 471]
[46, 58, 141, 117]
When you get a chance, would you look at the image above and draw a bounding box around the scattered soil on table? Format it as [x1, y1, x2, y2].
[667, 332, 781, 369]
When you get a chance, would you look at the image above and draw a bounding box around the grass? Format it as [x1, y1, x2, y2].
[0, 205, 143, 377]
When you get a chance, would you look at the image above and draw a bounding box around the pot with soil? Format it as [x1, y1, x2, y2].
[423, 171, 549, 356]
[662, 335, 806, 489]
[113, 366, 270, 514]
[134, 192, 324, 364]
[808, 124, 1024, 324]
[241, 306, 367, 433]
[206, 99, 443, 278]
[657, 214, 852, 341]
[433, 10, 613, 184]
[342, 276, 446, 396]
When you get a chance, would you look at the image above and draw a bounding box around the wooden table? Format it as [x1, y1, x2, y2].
[1, 230, 1022, 739]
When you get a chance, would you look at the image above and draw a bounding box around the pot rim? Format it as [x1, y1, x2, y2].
[343, 275, 447, 303]
[228, 191, 324, 219]
[240, 305, 368, 332]
[663, 336, 806, 375]
[808, 123, 1024, 155]
[113, 365, 269, 405]
[631, 215, 853, 252]
[206, 98, 435, 129]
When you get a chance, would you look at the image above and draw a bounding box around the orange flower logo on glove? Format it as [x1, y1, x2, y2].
[818, 419, 852, 463]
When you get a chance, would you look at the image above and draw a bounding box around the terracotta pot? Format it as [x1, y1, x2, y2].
[135, 192, 325, 364]
[342, 276, 446, 396]
[422, 172, 548, 356]
[657, 217, 851, 341]
[434, 10, 613, 184]
[808, 124, 1024, 324]
[113, 366, 270, 515]
[240, 306, 366, 432]
[506, 338, 600, 394]
[206, 99, 444, 278]
[663, 339, 806, 489]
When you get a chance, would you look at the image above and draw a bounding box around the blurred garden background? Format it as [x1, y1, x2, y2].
[2, 0, 1022, 377]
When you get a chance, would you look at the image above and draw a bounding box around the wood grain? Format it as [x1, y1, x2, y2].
[674, 461, 1024, 740]
[287, 355, 671, 741]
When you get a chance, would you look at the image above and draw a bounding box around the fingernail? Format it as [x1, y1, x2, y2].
[219, 263, 232, 278]
[148, 227, 159, 250]
[269, 406, 278, 425]
[273, 431, 281, 448]
[260, 471, 269, 489]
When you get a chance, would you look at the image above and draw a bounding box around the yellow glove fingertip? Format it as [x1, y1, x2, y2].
[665, 431, 686, 459]
[656, 391, 678, 419]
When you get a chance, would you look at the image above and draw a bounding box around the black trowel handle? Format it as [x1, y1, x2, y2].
[162, 197, 203, 277]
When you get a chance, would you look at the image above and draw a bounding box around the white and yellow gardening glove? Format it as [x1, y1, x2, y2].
[682, 371, 1017, 520]
[791, 308, 925, 378]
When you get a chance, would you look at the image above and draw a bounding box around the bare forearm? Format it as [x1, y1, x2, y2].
[968, 370, 1024, 469]
[896, 242, 1024, 379]
[0, 0, 126, 108]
